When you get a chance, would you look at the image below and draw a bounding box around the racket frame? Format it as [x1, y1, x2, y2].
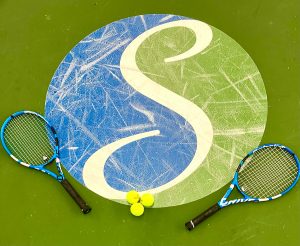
[1, 111, 64, 180]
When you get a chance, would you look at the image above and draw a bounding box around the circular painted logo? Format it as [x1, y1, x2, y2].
[45, 14, 267, 207]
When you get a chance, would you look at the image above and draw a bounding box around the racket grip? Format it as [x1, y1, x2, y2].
[185, 203, 220, 231]
[60, 179, 91, 214]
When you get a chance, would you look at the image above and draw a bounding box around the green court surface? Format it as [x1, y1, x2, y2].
[0, 0, 299, 246]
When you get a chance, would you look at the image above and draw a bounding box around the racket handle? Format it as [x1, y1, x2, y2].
[60, 179, 92, 214]
[185, 203, 220, 231]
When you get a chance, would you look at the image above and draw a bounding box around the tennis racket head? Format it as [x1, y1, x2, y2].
[236, 144, 300, 201]
[0, 111, 57, 167]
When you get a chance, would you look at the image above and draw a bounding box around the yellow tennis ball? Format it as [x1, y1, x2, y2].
[130, 203, 144, 216]
[126, 190, 140, 204]
[141, 193, 154, 207]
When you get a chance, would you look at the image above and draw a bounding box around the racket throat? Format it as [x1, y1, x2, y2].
[57, 175, 64, 182]
[218, 184, 256, 207]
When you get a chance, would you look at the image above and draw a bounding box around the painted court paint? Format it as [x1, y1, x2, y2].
[45, 14, 267, 207]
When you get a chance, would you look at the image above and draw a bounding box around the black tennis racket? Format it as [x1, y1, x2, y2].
[185, 144, 299, 231]
[0, 111, 91, 214]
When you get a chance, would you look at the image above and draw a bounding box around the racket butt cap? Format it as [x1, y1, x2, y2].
[82, 206, 92, 214]
[185, 221, 194, 231]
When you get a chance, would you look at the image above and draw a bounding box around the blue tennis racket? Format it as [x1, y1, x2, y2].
[0, 111, 91, 214]
[185, 144, 300, 231]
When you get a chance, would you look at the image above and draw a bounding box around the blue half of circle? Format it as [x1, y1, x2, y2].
[45, 14, 197, 191]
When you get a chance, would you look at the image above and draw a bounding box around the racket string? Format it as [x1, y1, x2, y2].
[5, 127, 51, 164]
[3, 113, 56, 165]
[243, 153, 295, 187]
[4, 120, 46, 162]
[24, 113, 56, 162]
[240, 149, 297, 197]
[6, 115, 54, 161]
[238, 146, 298, 198]
[5, 132, 32, 161]
[5, 117, 53, 158]
[240, 149, 296, 197]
